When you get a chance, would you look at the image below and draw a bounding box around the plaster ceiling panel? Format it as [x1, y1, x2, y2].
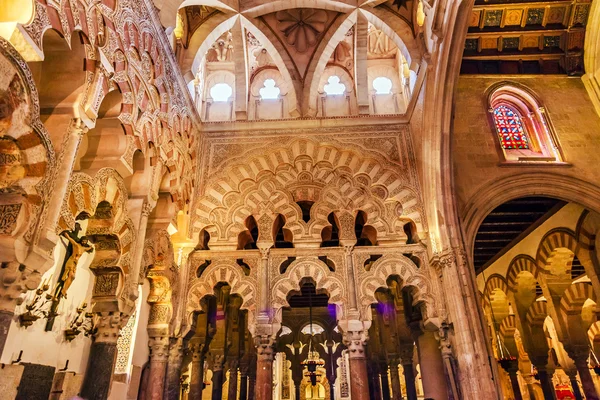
[481, 37, 499, 50]
[503, 9, 523, 26]
[470, 10, 482, 27]
[521, 35, 540, 48]
[261, 9, 341, 78]
[544, 6, 567, 25]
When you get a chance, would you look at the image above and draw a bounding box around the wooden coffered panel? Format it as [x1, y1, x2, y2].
[461, 0, 591, 75]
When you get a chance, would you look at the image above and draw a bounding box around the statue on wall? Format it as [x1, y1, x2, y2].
[45, 223, 94, 331]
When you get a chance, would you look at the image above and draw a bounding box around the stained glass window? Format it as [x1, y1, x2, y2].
[493, 105, 529, 149]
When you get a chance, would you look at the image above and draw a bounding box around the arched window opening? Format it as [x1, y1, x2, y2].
[209, 83, 233, 102]
[318, 256, 336, 272]
[403, 221, 418, 244]
[324, 76, 346, 95]
[321, 212, 340, 247]
[237, 216, 259, 250]
[493, 105, 529, 149]
[196, 259, 212, 277]
[279, 256, 297, 274]
[259, 79, 280, 100]
[296, 201, 314, 223]
[488, 83, 564, 163]
[273, 214, 294, 248]
[236, 258, 251, 276]
[355, 211, 377, 246]
[197, 229, 210, 250]
[373, 76, 393, 95]
[363, 254, 382, 271]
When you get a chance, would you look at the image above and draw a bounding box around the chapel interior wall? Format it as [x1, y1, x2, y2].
[452, 76, 600, 216]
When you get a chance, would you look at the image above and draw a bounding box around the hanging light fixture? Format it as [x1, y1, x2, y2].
[301, 286, 325, 386]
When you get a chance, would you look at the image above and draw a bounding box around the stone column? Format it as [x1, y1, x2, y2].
[573, 354, 599, 400]
[380, 363, 391, 400]
[211, 354, 226, 400]
[342, 330, 369, 400]
[227, 361, 238, 400]
[80, 313, 123, 400]
[499, 359, 523, 400]
[147, 336, 170, 400]
[534, 366, 557, 400]
[165, 338, 184, 400]
[389, 359, 402, 400]
[399, 346, 417, 400]
[239, 372, 248, 400]
[248, 370, 256, 400]
[565, 368, 584, 400]
[189, 343, 206, 400]
[255, 336, 275, 400]
[258, 248, 270, 322]
[415, 330, 449, 400]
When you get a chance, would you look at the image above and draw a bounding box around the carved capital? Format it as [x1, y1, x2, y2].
[94, 312, 126, 343]
[254, 335, 275, 360]
[343, 245, 354, 257]
[141, 200, 155, 217]
[210, 352, 226, 370]
[258, 247, 270, 260]
[342, 330, 368, 359]
[68, 118, 89, 136]
[149, 336, 170, 362]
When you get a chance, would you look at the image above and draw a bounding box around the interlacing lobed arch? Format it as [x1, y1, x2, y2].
[192, 137, 424, 247]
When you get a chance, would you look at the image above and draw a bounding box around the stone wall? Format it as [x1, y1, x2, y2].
[452, 75, 600, 216]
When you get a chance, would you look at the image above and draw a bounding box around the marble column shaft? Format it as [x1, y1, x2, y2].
[147, 337, 169, 400]
[227, 365, 238, 400]
[256, 354, 273, 400]
[248, 372, 256, 400]
[574, 357, 600, 400]
[80, 341, 118, 400]
[416, 330, 449, 400]
[380, 364, 391, 400]
[536, 369, 557, 400]
[389, 361, 402, 400]
[80, 314, 122, 400]
[189, 349, 205, 400]
[239, 373, 248, 400]
[211, 367, 224, 400]
[402, 363, 418, 400]
[343, 330, 369, 400]
[506, 370, 523, 400]
[165, 339, 184, 400]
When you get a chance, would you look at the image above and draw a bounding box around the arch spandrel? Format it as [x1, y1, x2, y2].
[356, 253, 438, 326]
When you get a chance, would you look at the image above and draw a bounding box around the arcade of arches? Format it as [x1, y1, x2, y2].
[0, 0, 599, 400]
